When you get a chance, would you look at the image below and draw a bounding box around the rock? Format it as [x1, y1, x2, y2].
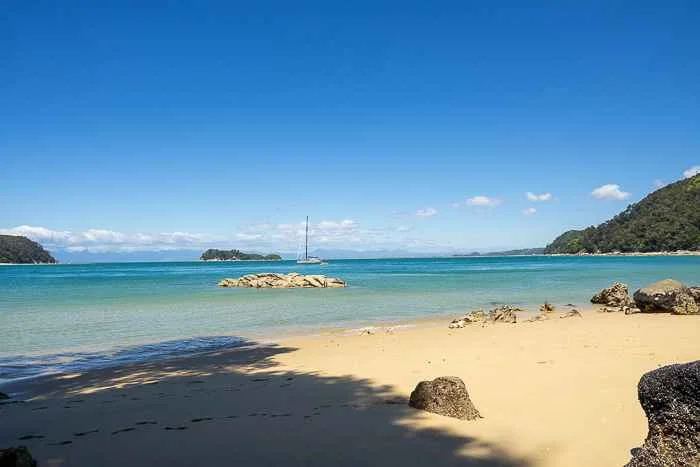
[539, 302, 555, 312]
[561, 309, 582, 319]
[633, 279, 699, 315]
[217, 273, 346, 289]
[623, 305, 641, 315]
[489, 305, 519, 323]
[0, 391, 8, 400]
[625, 360, 700, 467]
[0, 447, 37, 467]
[591, 282, 631, 307]
[448, 310, 487, 328]
[408, 376, 481, 420]
[598, 306, 620, 313]
[690, 286, 700, 304]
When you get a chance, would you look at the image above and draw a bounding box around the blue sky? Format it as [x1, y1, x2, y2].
[2, 1, 699, 257]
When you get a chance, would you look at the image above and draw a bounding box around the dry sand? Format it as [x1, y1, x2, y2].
[1, 309, 698, 466]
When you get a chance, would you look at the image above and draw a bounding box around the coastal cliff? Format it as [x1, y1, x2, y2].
[0, 235, 56, 264]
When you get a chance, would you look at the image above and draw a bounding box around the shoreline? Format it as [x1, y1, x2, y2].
[1, 310, 698, 466]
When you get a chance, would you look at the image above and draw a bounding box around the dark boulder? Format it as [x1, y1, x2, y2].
[0, 447, 37, 467]
[591, 282, 631, 307]
[489, 305, 519, 324]
[626, 361, 700, 466]
[409, 376, 481, 420]
[539, 302, 555, 312]
[689, 286, 700, 304]
[633, 279, 699, 315]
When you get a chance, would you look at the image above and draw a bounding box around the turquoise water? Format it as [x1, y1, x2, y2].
[1, 256, 698, 381]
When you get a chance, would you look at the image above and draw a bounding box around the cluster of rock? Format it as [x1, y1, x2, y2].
[591, 279, 699, 315]
[217, 273, 346, 289]
[449, 305, 521, 328]
[0, 447, 37, 467]
[528, 302, 582, 322]
[408, 376, 481, 420]
[626, 360, 700, 466]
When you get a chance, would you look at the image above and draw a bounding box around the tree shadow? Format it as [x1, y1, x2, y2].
[0, 339, 532, 467]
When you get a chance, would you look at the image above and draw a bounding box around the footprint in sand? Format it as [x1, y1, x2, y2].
[48, 440, 73, 446]
[190, 417, 213, 423]
[111, 427, 136, 435]
[74, 430, 99, 437]
[18, 435, 45, 441]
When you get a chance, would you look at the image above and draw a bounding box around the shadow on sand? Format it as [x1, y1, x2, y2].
[0, 338, 532, 467]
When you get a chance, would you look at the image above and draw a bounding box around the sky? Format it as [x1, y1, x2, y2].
[2, 1, 699, 259]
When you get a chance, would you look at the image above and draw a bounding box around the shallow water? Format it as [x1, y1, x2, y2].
[1, 256, 698, 381]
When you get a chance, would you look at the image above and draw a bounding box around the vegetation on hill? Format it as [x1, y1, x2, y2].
[200, 249, 282, 261]
[0, 235, 57, 264]
[545, 174, 700, 254]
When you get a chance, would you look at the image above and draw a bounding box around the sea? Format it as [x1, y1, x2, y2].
[1, 256, 698, 382]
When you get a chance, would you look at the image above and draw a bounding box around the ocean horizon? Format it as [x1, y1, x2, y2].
[1, 256, 698, 383]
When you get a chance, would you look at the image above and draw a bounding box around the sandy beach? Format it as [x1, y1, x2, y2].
[1, 309, 698, 467]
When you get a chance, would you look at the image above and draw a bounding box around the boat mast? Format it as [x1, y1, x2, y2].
[305, 216, 309, 260]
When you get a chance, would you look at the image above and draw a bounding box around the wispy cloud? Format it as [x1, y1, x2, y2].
[415, 207, 438, 218]
[591, 184, 630, 201]
[683, 166, 700, 179]
[653, 179, 666, 189]
[452, 196, 502, 208]
[525, 192, 552, 202]
[523, 207, 537, 215]
[1, 219, 448, 253]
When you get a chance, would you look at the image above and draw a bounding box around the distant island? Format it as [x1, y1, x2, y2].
[545, 174, 700, 254]
[0, 235, 57, 264]
[200, 249, 282, 261]
[454, 248, 545, 257]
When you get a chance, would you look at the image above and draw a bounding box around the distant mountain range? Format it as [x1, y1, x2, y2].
[0, 235, 56, 264]
[453, 248, 545, 257]
[545, 174, 700, 254]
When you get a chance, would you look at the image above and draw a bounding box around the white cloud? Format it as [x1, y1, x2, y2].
[653, 180, 666, 189]
[591, 184, 630, 201]
[523, 207, 537, 215]
[683, 166, 700, 179]
[525, 192, 552, 202]
[465, 195, 501, 207]
[415, 207, 438, 218]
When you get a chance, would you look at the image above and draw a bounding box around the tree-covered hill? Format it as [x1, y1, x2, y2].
[0, 235, 57, 264]
[200, 249, 282, 261]
[545, 174, 700, 253]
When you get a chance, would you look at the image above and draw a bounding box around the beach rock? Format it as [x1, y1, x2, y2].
[448, 310, 488, 328]
[0, 447, 37, 467]
[539, 302, 555, 312]
[218, 273, 346, 289]
[561, 309, 582, 319]
[623, 305, 641, 315]
[489, 305, 519, 323]
[0, 392, 8, 400]
[591, 282, 631, 307]
[598, 306, 621, 313]
[626, 360, 700, 467]
[690, 286, 700, 304]
[408, 376, 481, 420]
[633, 279, 699, 314]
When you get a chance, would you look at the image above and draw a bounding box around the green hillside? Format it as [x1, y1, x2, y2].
[200, 249, 282, 261]
[545, 174, 700, 254]
[0, 235, 57, 264]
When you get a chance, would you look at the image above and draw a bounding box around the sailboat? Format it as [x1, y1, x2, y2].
[297, 216, 324, 265]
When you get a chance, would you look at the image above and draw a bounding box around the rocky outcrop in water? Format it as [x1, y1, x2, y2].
[0, 447, 37, 467]
[626, 360, 700, 466]
[591, 282, 631, 307]
[409, 376, 481, 420]
[633, 279, 699, 315]
[539, 302, 555, 312]
[218, 273, 346, 289]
